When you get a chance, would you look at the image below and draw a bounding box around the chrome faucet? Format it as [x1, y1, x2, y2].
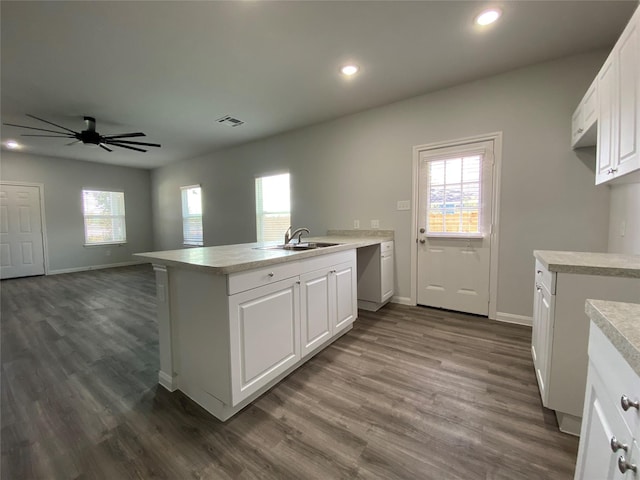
[284, 226, 310, 245]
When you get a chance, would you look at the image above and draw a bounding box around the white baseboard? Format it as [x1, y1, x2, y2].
[390, 296, 413, 306]
[48, 260, 147, 275]
[495, 312, 533, 327]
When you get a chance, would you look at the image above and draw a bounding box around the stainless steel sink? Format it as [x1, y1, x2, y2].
[254, 242, 341, 251]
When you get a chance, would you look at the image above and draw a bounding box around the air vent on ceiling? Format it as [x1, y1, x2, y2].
[216, 115, 245, 127]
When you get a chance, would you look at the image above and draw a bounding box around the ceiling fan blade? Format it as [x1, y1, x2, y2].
[20, 133, 76, 138]
[102, 132, 146, 139]
[107, 142, 147, 153]
[99, 143, 113, 152]
[26, 114, 79, 134]
[104, 139, 161, 147]
[3, 123, 77, 135]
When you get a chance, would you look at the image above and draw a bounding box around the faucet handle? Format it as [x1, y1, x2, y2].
[284, 226, 292, 244]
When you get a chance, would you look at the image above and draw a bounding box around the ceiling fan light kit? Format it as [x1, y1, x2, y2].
[3, 114, 161, 153]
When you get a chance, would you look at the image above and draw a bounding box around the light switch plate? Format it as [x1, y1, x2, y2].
[354, 219, 360, 229]
[397, 200, 410, 210]
[371, 219, 380, 229]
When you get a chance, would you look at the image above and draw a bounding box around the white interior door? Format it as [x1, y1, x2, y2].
[416, 141, 494, 316]
[0, 183, 46, 279]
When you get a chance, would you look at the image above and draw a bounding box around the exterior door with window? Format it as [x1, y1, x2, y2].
[0, 183, 46, 279]
[417, 141, 494, 316]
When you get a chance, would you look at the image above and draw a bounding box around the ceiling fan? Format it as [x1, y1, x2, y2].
[3, 114, 161, 152]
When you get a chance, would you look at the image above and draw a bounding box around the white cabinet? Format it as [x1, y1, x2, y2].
[157, 248, 358, 421]
[357, 240, 394, 311]
[572, 79, 598, 148]
[532, 266, 554, 404]
[229, 277, 300, 404]
[300, 259, 357, 357]
[596, 7, 640, 184]
[575, 324, 640, 480]
[531, 259, 640, 435]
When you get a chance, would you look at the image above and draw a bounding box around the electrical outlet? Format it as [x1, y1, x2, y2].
[620, 220, 626, 237]
[354, 219, 360, 229]
[105, 249, 111, 257]
[397, 200, 410, 210]
[371, 219, 380, 229]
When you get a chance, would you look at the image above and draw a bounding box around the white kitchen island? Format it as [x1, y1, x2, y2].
[136, 232, 393, 421]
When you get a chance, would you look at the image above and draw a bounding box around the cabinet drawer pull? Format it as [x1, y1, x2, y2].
[611, 436, 628, 452]
[621, 395, 639, 411]
[618, 456, 637, 474]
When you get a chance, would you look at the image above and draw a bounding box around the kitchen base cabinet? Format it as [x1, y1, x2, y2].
[532, 260, 640, 435]
[300, 259, 357, 357]
[357, 240, 394, 311]
[574, 323, 640, 479]
[153, 249, 357, 421]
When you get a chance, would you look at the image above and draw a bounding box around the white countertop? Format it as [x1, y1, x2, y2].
[135, 232, 393, 275]
[534, 250, 640, 278]
[586, 300, 640, 377]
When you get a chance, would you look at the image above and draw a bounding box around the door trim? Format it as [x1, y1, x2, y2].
[410, 132, 502, 319]
[0, 181, 49, 276]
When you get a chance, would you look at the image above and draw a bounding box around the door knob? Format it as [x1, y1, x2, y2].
[621, 395, 640, 411]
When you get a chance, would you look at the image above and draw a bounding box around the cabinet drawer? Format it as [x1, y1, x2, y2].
[535, 260, 556, 294]
[589, 324, 640, 436]
[228, 261, 300, 295]
[380, 241, 394, 254]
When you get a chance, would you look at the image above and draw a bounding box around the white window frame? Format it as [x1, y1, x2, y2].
[421, 146, 487, 239]
[255, 173, 291, 243]
[82, 189, 127, 246]
[181, 185, 203, 247]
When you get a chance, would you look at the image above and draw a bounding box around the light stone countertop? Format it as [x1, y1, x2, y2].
[135, 231, 394, 275]
[534, 250, 640, 278]
[586, 300, 640, 377]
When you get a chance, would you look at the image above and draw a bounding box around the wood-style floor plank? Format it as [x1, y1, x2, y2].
[1, 265, 578, 479]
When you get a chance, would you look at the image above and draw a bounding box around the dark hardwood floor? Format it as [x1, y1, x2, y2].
[1, 265, 578, 479]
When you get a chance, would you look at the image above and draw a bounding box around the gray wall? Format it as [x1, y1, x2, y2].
[151, 51, 613, 319]
[608, 182, 640, 255]
[1, 151, 153, 273]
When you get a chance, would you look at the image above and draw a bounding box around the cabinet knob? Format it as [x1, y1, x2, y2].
[621, 395, 639, 411]
[267, 272, 274, 278]
[535, 283, 542, 292]
[611, 436, 629, 453]
[536, 270, 542, 275]
[419, 239, 426, 244]
[607, 168, 619, 175]
[419, 228, 425, 234]
[618, 456, 637, 474]
[577, 128, 584, 134]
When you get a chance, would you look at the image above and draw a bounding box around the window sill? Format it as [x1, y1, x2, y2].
[84, 242, 127, 247]
[425, 233, 485, 239]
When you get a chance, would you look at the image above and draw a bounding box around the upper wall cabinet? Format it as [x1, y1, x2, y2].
[595, 6, 640, 185]
[571, 79, 598, 148]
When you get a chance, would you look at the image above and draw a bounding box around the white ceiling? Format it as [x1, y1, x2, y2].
[1, 1, 637, 169]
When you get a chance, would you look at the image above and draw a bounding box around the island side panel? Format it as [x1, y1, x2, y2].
[152, 264, 177, 391]
[168, 267, 232, 406]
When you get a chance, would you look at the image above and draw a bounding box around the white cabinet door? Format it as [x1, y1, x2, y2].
[532, 280, 553, 406]
[597, 54, 618, 184]
[616, 12, 640, 178]
[575, 366, 633, 480]
[300, 268, 331, 356]
[229, 277, 300, 404]
[381, 252, 394, 302]
[596, 7, 640, 184]
[332, 261, 357, 335]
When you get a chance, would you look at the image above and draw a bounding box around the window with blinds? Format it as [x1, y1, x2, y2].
[255, 173, 290, 242]
[425, 154, 483, 236]
[82, 189, 127, 245]
[181, 185, 203, 246]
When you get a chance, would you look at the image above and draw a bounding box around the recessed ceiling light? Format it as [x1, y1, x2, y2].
[4, 140, 21, 150]
[475, 8, 502, 26]
[340, 64, 359, 76]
